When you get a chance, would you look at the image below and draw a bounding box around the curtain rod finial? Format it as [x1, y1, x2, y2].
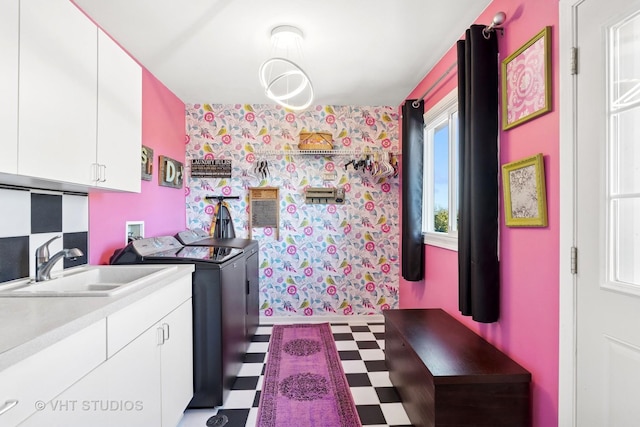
[483, 12, 506, 39]
[493, 11, 506, 26]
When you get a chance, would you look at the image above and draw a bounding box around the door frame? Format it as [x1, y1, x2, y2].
[558, 0, 582, 426]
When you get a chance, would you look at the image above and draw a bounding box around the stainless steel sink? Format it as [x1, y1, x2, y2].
[0, 265, 178, 297]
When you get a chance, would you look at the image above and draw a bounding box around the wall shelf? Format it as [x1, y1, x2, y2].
[254, 148, 399, 157]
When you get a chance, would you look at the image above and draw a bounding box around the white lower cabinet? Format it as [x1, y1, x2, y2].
[0, 320, 106, 426]
[20, 319, 163, 426]
[160, 299, 194, 427]
[18, 278, 193, 427]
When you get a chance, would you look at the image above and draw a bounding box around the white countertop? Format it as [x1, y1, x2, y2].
[0, 264, 195, 372]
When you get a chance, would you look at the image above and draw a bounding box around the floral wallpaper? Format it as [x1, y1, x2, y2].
[185, 103, 400, 319]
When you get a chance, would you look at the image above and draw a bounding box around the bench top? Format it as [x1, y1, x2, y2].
[384, 308, 531, 384]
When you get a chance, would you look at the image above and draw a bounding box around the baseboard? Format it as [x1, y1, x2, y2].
[260, 314, 385, 324]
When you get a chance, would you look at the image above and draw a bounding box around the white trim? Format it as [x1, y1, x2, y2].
[423, 231, 458, 251]
[423, 89, 458, 124]
[260, 314, 385, 324]
[559, 0, 581, 425]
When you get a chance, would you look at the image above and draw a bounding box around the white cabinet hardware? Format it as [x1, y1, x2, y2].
[0, 399, 18, 416]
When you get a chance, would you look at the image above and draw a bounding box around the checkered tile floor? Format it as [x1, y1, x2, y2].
[178, 321, 413, 427]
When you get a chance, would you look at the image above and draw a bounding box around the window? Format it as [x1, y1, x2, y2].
[422, 89, 458, 251]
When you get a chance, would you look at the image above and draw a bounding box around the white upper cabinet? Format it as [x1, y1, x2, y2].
[0, 0, 19, 174]
[18, 0, 98, 186]
[96, 29, 142, 192]
[11, 0, 142, 192]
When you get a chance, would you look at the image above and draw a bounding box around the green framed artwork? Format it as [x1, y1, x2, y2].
[502, 153, 548, 227]
[501, 26, 552, 130]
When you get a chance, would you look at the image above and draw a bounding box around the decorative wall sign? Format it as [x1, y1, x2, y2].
[502, 153, 548, 227]
[190, 158, 232, 178]
[502, 26, 552, 130]
[141, 146, 153, 181]
[158, 155, 184, 189]
[249, 187, 279, 239]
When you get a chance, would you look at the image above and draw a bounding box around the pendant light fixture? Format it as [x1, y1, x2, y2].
[259, 25, 314, 111]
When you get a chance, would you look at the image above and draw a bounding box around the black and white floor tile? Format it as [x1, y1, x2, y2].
[178, 321, 413, 427]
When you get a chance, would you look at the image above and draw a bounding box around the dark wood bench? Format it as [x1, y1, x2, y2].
[384, 309, 531, 427]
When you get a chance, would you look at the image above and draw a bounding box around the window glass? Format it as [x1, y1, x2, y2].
[422, 90, 458, 251]
[608, 13, 640, 286]
[433, 122, 449, 232]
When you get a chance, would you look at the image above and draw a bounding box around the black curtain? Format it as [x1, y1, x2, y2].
[457, 25, 500, 323]
[401, 100, 424, 281]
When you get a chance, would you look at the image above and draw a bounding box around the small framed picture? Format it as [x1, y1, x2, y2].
[502, 26, 552, 130]
[502, 153, 548, 227]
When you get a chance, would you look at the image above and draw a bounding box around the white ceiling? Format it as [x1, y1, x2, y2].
[73, 0, 492, 107]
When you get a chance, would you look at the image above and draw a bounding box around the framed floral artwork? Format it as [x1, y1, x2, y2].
[502, 153, 548, 227]
[502, 26, 552, 130]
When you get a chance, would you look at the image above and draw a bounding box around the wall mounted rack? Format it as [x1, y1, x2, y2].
[254, 148, 400, 157]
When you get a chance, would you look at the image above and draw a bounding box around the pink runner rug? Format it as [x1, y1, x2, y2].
[256, 323, 362, 427]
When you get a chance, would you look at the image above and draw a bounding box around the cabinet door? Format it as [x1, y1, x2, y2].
[246, 250, 259, 339]
[1, 320, 106, 427]
[0, 0, 18, 174]
[221, 260, 246, 395]
[20, 322, 162, 427]
[160, 299, 193, 427]
[96, 29, 141, 192]
[18, 0, 97, 185]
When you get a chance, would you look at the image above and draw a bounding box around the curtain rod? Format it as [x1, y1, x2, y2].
[411, 62, 457, 108]
[410, 11, 506, 109]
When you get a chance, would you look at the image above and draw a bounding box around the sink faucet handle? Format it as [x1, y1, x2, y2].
[35, 235, 62, 262]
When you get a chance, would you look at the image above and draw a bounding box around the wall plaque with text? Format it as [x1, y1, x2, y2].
[190, 159, 232, 178]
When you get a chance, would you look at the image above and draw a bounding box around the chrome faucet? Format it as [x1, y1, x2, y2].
[35, 235, 84, 282]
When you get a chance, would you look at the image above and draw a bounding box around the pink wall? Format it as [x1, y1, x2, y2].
[88, 69, 186, 264]
[400, 1, 559, 426]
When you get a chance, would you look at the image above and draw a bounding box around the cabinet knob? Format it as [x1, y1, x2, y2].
[0, 399, 18, 416]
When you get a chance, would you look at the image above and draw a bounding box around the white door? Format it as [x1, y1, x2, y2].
[576, 0, 640, 425]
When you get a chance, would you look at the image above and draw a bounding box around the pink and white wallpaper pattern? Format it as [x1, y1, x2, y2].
[185, 103, 400, 318]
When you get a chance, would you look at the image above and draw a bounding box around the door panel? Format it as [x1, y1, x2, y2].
[576, 0, 640, 424]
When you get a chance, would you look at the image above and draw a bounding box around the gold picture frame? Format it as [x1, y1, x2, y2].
[501, 26, 552, 130]
[502, 153, 548, 227]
